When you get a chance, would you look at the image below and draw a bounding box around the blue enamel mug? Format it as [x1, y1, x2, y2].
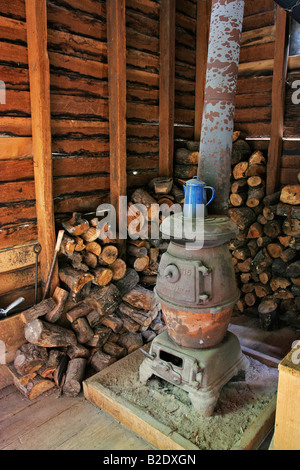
[183, 176, 215, 218]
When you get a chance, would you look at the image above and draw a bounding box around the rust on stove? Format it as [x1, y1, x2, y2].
[160, 303, 233, 350]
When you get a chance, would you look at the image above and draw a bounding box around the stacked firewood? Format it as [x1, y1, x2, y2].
[228, 139, 300, 331]
[126, 178, 184, 287]
[9, 269, 166, 399]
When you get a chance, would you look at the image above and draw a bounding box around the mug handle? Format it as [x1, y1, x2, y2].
[205, 186, 215, 206]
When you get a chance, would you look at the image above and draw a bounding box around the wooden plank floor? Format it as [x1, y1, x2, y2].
[0, 385, 154, 450]
[0, 315, 298, 451]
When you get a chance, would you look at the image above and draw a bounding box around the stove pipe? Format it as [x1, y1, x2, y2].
[197, 0, 245, 215]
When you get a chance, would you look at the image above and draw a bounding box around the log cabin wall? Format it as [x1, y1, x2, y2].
[0, 0, 299, 314]
[0, 0, 38, 311]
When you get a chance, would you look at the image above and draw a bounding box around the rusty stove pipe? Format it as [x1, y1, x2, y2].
[198, 0, 245, 215]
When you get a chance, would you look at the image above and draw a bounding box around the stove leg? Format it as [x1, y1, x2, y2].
[139, 359, 154, 384]
[188, 389, 220, 417]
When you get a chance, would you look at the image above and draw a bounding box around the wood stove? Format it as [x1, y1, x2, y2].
[140, 214, 249, 416]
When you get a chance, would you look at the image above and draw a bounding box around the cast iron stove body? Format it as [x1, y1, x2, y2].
[139, 214, 249, 416]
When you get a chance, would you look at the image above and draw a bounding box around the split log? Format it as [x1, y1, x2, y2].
[89, 351, 116, 372]
[272, 258, 288, 277]
[45, 287, 69, 323]
[53, 354, 69, 389]
[247, 176, 263, 188]
[263, 191, 281, 207]
[263, 220, 281, 238]
[38, 350, 63, 379]
[86, 309, 102, 328]
[231, 179, 247, 194]
[246, 187, 265, 207]
[128, 255, 149, 272]
[74, 237, 85, 252]
[131, 188, 157, 221]
[13, 375, 55, 400]
[231, 140, 251, 165]
[83, 252, 98, 269]
[127, 244, 148, 258]
[118, 303, 152, 328]
[252, 248, 273, 274]
[245, 164, 266, 178]
[170, 184, 185, 203]
[257, 236, 272, 248]
[122, 285, 157, 311]
[102, 341, 127, 359]
[270, 277, 291, 292]
[66, 302, 92, 323]
[66, 343, 90, 360]
[127, 203, 146, 236]
[282, 219, 300, 237]
[85, 241, 102, 256]
[280, 248, 297, 263]
[98, 245, 119, 266]
[233, 161, 248, 179]
[7, 364, 37, 387]
[254, 284, 271, 298]
[117, 332, 143, 354]
[237, 258, 252, 273]
[21, 298, 56, 324]
[280, 185, 300, 205]
[259, 270, 272, 285]
[59, 266, 94, 293]
[276, 203, 300, 220]
[85, 284, 122, 316]
[244, 292, 256, 307]
[72, 317, 94, 344]
[140, 275, 157, 287]
[175, 148, 199, 165]
[25, 319, 77, 347]
[69, 252, 89, 272]
[85, 326, 112, 348]
[247, 222, 263, 239]
[228, 207, 256, 231]
[248, 150, 266, 166]
[174, 164, 197, 179]
[113, 268, 140, 296]
[62, 213, 89, 236]
[240, 273, 251, 283]
[230, 192, 247, 207]
[286, 261, 300, 278]
[142, 330, 156, 343]
[93, 267, 113, 287]
[109, 258, 127, 281]
[60, 234, 76, 257]
[101, 314, 124, 333]
[13, 343, 48, 376]
[63, 358, 86, 397]
[117, 311, 141, 333]
[81, 226, 100, 243]
[266, 243, 283, 258]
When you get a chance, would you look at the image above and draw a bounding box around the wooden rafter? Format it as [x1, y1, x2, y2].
[267, 6, 290, 195]
[159, 0, 176, 178]
[107, 0, 127, 229]
[194, 0, 212, 142]
[25, 0, 58, 297]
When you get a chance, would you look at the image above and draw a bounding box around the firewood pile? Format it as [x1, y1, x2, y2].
[126, 179, 184, 287]
[227, 138, 300, 331]
[8, 275, 165, 399]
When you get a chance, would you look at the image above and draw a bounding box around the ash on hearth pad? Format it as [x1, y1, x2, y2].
[84, 348, 279, 450]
